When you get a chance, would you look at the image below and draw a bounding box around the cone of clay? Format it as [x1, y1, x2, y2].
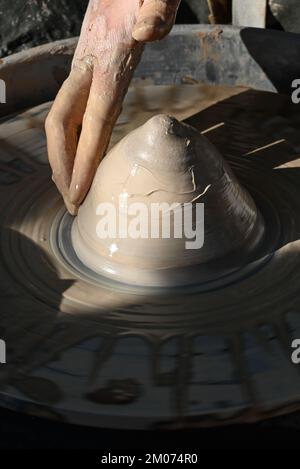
[72, 115, 264, 287]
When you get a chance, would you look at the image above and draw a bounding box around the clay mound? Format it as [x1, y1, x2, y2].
[72, 115, 264, 287]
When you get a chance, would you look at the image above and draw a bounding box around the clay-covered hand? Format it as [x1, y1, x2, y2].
[45, 0, 181, 215]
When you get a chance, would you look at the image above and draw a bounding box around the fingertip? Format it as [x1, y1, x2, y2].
[132, 18, 172, 42]
[51, 172, 77, 215]
[64, 197, 79, 216]
[133, 0, 181, 42]
[69, 182, 85, 209]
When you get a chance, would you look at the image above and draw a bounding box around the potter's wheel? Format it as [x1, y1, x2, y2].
[2, 84, 300, 429]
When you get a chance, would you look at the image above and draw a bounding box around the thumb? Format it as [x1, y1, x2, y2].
[133, 0, 181, 42]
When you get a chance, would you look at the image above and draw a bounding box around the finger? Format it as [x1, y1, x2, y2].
[69, 44, 144, 207]
[132, 0, 181, 42]
[45, 60, 93, 213]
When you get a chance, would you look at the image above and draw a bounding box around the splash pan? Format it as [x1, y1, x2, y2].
[1, 85, 300, 429]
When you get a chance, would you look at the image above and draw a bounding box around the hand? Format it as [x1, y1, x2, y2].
[45, 0, 181, 215]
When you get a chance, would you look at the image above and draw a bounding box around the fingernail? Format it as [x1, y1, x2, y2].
[133, 18, 169, 41]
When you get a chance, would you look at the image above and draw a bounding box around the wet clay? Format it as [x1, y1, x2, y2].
[3, 86, 300, 428]
[72, 114, 264, 287]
